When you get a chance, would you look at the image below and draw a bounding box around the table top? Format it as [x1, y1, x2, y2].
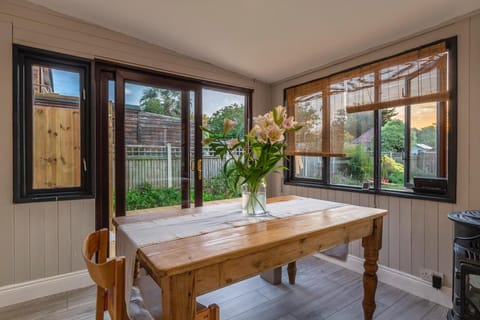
[114, 195, 387, 278]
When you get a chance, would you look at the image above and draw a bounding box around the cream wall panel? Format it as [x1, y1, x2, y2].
[0, 206, 14, 286]
[29, 205, 46, 280]
[13, 205, 30, 283]
[424, 201, 439, 273]
[0, 21, 14, 287]
[438, 202, 454, 287]
[57, 201, 72, 275]
[377, 196, 390, 266]
[469, 15, 480, 209]
[411, 199, 426, 278]
[398, 199, 412, 274]
[70, 200, 95, 272]
[44, 202, 59, 277]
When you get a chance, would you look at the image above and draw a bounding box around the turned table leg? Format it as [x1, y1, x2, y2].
[287, 261, 297, 284]
[361, 217, 383, 320]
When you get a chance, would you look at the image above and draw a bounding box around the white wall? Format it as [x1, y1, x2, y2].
[271, 13, 480, 288]
[0, 0, 271, 288]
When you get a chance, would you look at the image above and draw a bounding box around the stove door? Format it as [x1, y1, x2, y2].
[461, 263, 480, 319]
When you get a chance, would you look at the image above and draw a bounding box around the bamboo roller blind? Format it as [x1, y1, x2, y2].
[286, 41, 449, 157]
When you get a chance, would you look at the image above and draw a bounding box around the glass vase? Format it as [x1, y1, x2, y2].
[241, 179, 267, 216]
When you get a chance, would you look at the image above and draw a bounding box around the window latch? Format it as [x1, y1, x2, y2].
[83, 158, 87, 172]
[82, 88, 86, 101]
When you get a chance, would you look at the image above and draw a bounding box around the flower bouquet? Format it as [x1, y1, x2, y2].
[201, 106, 301, 215]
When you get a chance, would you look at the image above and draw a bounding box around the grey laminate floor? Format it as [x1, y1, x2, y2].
[0, 256, 448, 320]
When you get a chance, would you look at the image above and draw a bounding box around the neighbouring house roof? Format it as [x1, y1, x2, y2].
[352, 127, 374, 145]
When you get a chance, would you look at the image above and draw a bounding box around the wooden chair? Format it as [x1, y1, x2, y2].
[82, 228, 219, 320]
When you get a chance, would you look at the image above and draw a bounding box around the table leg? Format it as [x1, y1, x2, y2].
[287, 261, 297, 284]
[260, 267, 282, 285]
[161, 272, 196, 320]
[361, 217, 383, 320]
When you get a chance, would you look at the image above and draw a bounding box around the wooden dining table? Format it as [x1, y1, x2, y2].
[114, 195, 387, 320]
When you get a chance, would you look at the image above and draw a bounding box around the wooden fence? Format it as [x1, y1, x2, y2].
[125, 145, 228, 190]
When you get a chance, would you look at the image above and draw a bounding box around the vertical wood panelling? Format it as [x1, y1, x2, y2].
[57, 201, 72, 274]
[0, 206, 14, 286]
[70, 200, 95, 271]
[398, 199, 412, 274]
[424, 201, 439, 272]
[469, 15, 480, 209]
[377, 196, 390, 266]
[438, 202, 454, 287]
[0, 21, 13, 287]
[411, 200, 426, 277]
[44, 202, 59, 277]
[14, 205, 30, 283]
[29, 204, 46, 280]
[350, 193, 361, 256]
[388, 197, 400, 270]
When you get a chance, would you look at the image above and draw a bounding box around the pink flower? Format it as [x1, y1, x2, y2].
[223, 119, 236, 135]
[282, 116, 297, 129]
[267, 125, 285, 144]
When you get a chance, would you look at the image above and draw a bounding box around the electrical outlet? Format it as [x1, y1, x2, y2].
[420, 268, 434, 282]
[420, 268, 444, 288]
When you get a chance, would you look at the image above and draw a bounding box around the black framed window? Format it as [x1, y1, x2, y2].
[13, 45, 93, 202]
[285, 37, 457, 202]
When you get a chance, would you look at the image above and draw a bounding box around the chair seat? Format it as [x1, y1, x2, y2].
[132, 275, 211, 320]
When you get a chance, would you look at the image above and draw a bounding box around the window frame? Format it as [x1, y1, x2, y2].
[13, 45, 94, 203]
[284, 37, 457, 203]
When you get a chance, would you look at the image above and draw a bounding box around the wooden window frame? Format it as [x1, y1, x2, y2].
[284, 37, 457, 203]
[13, 45, 94, 203]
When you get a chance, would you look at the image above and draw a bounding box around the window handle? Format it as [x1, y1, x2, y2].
[83, 158, 87, 172]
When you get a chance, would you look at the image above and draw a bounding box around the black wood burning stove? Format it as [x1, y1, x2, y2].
[448, 210, 480, 320]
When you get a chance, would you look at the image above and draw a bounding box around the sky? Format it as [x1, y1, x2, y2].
[51, 69, 80, 97]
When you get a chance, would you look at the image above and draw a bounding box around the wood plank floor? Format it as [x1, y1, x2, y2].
[0, 256, 448, 320]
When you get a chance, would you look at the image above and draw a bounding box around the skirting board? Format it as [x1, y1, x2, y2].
[0, 270, 93, 308]
[315, 253, 452, 308]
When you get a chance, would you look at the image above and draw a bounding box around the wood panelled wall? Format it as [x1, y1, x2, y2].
[0, 0, 271, 287]
[272, 13, 480, 289]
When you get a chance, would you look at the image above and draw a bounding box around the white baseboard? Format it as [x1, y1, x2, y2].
[315, 253, 452, 308]
[0, 270, 94, 308]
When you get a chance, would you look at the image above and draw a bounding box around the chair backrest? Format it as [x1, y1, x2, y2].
[83, 229, 220, 320]
[82, 228, 126, 320]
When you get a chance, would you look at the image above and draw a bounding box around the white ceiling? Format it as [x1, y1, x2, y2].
[30, 0, 480, 83]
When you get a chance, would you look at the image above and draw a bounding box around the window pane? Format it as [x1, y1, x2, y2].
[294, 156, 323, 179]
[330, 111, 374, 186]
[202, 89, 245, 202]
[410, 102, 438, 182]
[124, 82, 183, 211]
[32, 65, 81, 189]
[381, 106, 406, 190]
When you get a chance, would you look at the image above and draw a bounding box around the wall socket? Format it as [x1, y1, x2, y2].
[420, 268, 444, 288]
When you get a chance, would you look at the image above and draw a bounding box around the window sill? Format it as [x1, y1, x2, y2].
[283, 180, 456, 203]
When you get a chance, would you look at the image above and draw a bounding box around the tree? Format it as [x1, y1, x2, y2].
[381, 119, 405, 152]
[139, 88, 180, 117]
[206, 103, 245, 139]
[416, 125, 436, 148]
[381, 108, 398, 125]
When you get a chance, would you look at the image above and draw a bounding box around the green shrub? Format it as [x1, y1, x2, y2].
[126, 183, 181, 210]
[345, 145, 373, 182]
[381, 155, 404, 185]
